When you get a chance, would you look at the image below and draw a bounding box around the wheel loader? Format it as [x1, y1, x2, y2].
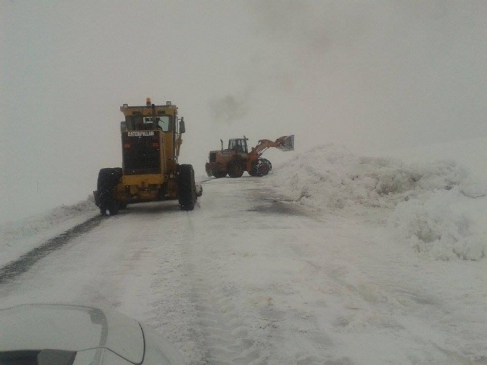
[93, 98, 201, 216]
[205, 135, 294, 178]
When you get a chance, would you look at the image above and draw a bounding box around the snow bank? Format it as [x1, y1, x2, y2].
[0, 196, 98, 267]
[389, 191, 486, 261]
[1, 196, 97, 241]
[266, 144, 487, 261]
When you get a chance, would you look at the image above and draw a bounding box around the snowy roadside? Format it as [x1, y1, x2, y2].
[0, 197, 99, 268]
[0, 177, 207, 270]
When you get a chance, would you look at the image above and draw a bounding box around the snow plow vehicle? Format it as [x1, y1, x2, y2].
[205, 135, 294, 178]
[94, 98, 200, 216]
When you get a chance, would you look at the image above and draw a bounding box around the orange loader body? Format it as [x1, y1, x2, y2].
[205, 135, 294, 178]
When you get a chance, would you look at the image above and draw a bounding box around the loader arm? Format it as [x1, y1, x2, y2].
[250, 135, 294, 158]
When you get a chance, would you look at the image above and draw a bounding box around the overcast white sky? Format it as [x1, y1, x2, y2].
[2, 0, 487, 224]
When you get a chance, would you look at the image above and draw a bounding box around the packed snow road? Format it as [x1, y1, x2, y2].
[1, 175, 486, 364]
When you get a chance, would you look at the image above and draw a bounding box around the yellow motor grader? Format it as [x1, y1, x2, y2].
[205, 135, 294, 178]
[94, 98, 200, 216]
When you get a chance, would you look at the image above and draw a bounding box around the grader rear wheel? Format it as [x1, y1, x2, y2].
[96, 168, 122, 216]
[178, 164, 196, 211]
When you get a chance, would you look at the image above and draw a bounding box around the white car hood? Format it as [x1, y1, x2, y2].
[0, 303, 144, 364]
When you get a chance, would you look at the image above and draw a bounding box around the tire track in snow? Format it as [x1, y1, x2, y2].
[0, 216, 102, 285]
[183, 256, 265, 364]
[182, 179, 327, 364]
[178, 207, 268, 364]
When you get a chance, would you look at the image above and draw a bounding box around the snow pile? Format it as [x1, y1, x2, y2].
[266, 144, 487, 260]
[266, 144, 476, 209]
[390, 190, 486, 261]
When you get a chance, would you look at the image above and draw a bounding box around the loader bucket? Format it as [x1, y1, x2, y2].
[276, 135, 294, 152]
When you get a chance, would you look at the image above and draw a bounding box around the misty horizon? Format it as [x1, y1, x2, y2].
[2, 1, 487, 223]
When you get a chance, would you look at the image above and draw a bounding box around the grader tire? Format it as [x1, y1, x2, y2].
[178, 164, 196, 211]
[96, 168, 121, 216]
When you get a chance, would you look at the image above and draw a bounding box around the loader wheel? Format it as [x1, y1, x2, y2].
[260, 158, 272, 171]
[254, 158, 272, 177]
[228, 159, 245, 178]
[213, 171, 227, 178]
[178, 164, 196, 211]
[249, 162, 260, 176]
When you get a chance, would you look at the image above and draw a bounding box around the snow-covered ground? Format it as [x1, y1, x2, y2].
[1, 142, 486, 364]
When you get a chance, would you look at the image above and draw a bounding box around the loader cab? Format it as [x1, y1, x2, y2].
[228, 138, 248, 154]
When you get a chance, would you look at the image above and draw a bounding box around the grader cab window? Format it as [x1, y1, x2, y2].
[125, 116, 142, 131]
[156, 116, 170, 131]
[126, 116, 171, 131]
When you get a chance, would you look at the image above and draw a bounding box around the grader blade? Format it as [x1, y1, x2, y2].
[276, 135, 294, 151]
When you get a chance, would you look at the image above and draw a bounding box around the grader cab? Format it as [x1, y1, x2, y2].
[94, 98, 200, 216]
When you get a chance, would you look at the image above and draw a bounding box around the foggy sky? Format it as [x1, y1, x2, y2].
[2, 1, 487, 223]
